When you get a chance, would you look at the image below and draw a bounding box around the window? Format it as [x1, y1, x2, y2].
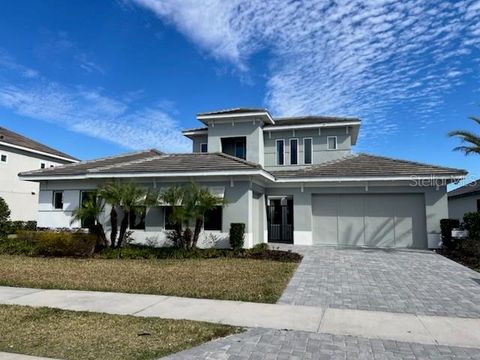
[200, 143, 208, 153]
[327, 136, 337, 150]
[1, 154, 7, 163]
[53, 191, 63, 209]
[80, 191, 96, 228]
[40, 162, 46, 169]
[276, 139, 285, 165]
[304, 138, 312, 164]
[164, 206, 178, 230]
[130, 207, 146, 230]
[204, 206, 222, 231]
[290, 139, 298, 165]
[235, 141, 246, 160]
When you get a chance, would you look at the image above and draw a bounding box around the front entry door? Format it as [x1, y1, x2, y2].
[267, 197, 293, 243]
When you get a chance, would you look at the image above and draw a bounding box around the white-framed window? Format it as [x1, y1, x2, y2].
[1, 154, 7, 163]
[327, 136, 337, 150]
[53, 191, 63, 210]
[303, 137, 313, 164]
[276, 139, 285, 165]
[289, 138, 298, 165]
[40, 162, 46, 169]
[200, 143, 208, 153]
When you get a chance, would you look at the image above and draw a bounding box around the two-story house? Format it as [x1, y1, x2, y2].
[0, 126, 78, 221]
[19, 108, 466, 249]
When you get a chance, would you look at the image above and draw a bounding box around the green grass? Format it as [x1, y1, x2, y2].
[0, 305, 239, 360]
[0, 255, 297, 303]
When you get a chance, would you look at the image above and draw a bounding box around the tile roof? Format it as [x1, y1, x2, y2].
[448, 180, 480, 198]
[19, 150, 261, 178]
[197, 108, 268, 116]
[272, 153, 467, 179]
[0, 126, 78, 161]
[267, 115, 360, 127]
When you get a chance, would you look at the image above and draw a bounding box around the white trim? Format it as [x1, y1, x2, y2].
[182, 130, 208, 136]
[20, 169, 277, 182]
[0, 140, 78, 163]
[327, 136, 337, 150]
[289, 138, 299, 165]
[200, 143, 208, 153]
[264, 121, 360, 132]
[303, 137, 313, 165]
[275, 139, 285, 166]
[197, 111, 275, 124]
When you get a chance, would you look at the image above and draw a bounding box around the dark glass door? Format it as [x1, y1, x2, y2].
[267, 198, 293, 243]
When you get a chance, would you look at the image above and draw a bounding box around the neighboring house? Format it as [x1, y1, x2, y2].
[0, 126, 78, 221]
[19, 108, 466, 249]
[448, 180, 480, 221]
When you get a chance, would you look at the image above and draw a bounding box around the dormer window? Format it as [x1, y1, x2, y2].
[327, 136, 337, 150]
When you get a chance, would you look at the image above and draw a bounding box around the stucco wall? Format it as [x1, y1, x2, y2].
[191, 135, 208, 153]
[448, 195, 480, 221]
[0, 145, 72, 221]
[37, 178, 256, 248]
[263, 127, 351, 170]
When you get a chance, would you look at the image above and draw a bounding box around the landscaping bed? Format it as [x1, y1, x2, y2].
[0, 305, 239, 360]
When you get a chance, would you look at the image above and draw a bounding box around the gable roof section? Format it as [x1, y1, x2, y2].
[0, 126, 78, 162]
[269, 115, 360, 127]
[448, 180, 480, 199]
[197, 108, 267, 116]
[272, 153, 467, 181]
[19, 150, 268, 180]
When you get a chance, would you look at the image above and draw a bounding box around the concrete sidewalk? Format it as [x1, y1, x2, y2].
[1, 286, 480, 349]
[0, 353, 57, 360]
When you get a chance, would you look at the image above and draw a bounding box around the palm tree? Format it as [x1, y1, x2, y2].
[98, 181, 124, 248]
[116, 182, 147, 248]
[71, 197, 108, 250]
[449, 115, 480, 155]
[157, 185, 187, 248]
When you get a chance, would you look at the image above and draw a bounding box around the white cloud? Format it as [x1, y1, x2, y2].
[132, 0, 480, 142]
[0, 83, 190, 153]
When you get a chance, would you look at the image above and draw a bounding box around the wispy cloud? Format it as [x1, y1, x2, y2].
[0, 53, 190, 153]
[0, 49, 39, 78]
[132, 0, 480, 141]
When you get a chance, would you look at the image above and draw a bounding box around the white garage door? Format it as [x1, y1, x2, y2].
[312, 194, 427, 248]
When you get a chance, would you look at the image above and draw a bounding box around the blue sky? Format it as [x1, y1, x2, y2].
[0, 0, 479, 180]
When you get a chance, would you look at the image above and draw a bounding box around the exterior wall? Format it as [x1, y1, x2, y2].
[263, 127, 351, 170]
[191, 135, 208, 152]
[206, 120, 265, 166]
[37, 178, 257, 249]
[0, 145, 72, 221]
[265, 183, 447, 248]
[448, 195, 480, 221]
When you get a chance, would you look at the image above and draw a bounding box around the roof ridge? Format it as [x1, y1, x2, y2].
[273, 115, 360, 122]
[214, 152, 262, 169]
[358, 153, 467, 173]
[88, 154, 164, 173]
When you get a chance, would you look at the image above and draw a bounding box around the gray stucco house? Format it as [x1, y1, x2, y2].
[448, 180, 480, 221]
[19, 108, 466, 249]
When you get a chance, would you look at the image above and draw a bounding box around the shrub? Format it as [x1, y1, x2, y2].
[251, 243, 269, 252]
[440, 218, 460, 250]
[2, 220, 38, 235]
[463, 212, 480, 240]
[0, 237, 37, 256]
[229, 223, 245, 250]
[0, 197, 11, 237]
[35, 232, 96, 257]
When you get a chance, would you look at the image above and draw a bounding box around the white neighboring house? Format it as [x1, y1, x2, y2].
[0, 126, 78, 221]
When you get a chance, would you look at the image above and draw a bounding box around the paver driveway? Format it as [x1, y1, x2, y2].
[277, 246, 480, 318]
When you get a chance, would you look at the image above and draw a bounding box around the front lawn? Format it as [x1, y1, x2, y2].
[0, 255, 297, 303]
[0, 305, 238, 360]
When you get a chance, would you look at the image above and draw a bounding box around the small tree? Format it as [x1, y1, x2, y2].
[71, 198, 108, 250]
[116, 182, 147, 248]
[157, 185, 187, 248]
[98, 181, 124, 248]
[0, 197, 11, 237]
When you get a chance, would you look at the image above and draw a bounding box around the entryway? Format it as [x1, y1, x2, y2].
[267, 196, 293, 243]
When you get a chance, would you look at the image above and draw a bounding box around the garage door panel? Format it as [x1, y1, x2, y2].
[312, 195, 338, 245]
[338, 195, 365, 246]
[312, 193, 427, 249]
[365, 195, 395, 247]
